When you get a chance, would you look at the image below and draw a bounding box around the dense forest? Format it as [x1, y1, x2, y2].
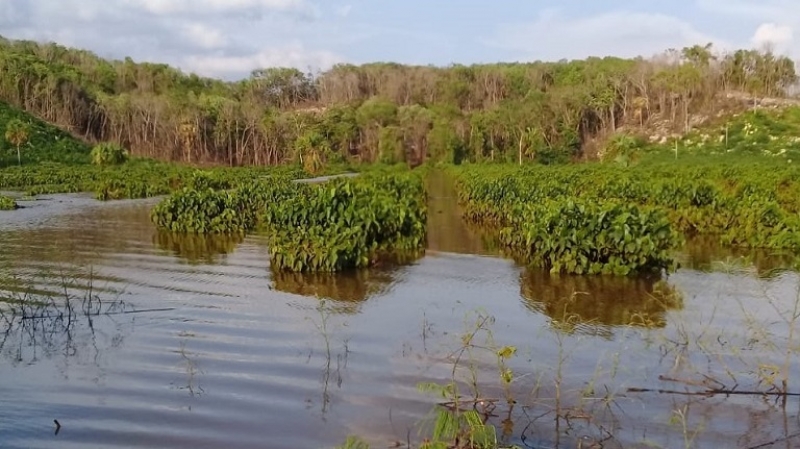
[0, 36, 796, 167]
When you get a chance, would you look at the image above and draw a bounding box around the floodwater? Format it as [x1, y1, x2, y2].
[1, 182, 800, 449]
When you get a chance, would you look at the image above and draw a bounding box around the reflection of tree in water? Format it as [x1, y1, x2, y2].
[680, 236, 800, 278]
[520, 269, 684, 335]
[153, 231, 244, 265]
[270, 267, 400, 314]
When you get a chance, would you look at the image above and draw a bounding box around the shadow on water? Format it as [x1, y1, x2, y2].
[519, 269, 684, 335]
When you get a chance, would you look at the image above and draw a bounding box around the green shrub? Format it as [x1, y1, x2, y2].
[90, 142, 129, 166]
[0, 194, 17, 210]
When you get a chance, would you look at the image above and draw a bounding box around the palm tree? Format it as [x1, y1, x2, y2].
[5, 119, 30, 166]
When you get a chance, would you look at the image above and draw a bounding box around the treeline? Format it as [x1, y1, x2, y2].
[0, 37, 796, 166]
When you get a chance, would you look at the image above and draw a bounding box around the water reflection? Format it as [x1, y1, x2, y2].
[0, 275, 132, 369]
[520, 269, 684, 334]
[153, 231, 245, 265]
[270, 267, 399, 313]
[426, 171, 497, 256]
[681, 236, 800, 278]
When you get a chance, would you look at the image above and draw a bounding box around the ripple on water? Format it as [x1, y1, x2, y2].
[2, 193, 800, 449]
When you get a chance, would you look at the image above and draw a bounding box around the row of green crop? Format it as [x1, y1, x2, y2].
[451, 158, 800, 275]
[0, 160, 308, 200]
[151, 172, 428, 272]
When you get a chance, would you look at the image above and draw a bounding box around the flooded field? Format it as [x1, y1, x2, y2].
[1, 188, 800, 448]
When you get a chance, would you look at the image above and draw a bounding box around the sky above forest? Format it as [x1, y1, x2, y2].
[0, 0, 797, 79]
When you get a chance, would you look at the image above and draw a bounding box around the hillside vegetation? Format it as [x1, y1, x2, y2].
[0, 37, 796, 167]
[0, 100, 90, 167]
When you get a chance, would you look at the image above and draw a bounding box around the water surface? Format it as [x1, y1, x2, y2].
[1, 186, 800, 448]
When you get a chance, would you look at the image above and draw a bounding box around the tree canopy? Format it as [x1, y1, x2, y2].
[0, 37, 796, 166]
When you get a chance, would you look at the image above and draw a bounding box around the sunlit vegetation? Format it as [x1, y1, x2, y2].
[452, 156, 800, 274]
[0, 157, 307, 201]
[262, 172, 427, 271]
[150, 174, 299, 233]
[0, 194, 16, 210]
[0, 37, 795, 168]
[151, 170, 427, 272]
[643, 106, 800, 160]
[4, 118, 29, 166]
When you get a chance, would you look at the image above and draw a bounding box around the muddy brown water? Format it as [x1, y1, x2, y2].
[1, 182, 800, 449]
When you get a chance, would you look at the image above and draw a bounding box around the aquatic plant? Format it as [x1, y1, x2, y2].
[150, 178, 298, 234]
[0, 159, 307, 201]
[452, 157, 800, 275]
[499, 199, 681, 275]
[262, 173, 427, 272]
[0, 194, 17, 210]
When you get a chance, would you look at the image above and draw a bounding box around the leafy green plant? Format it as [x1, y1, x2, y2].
[262, 173, 427, 272]
[335, 436, 371, 449]
[451, 157, 800, 275]
[0, 194, 17, 210]
[151, 178, 298, 234]
[0, 159, 307, 201]
[90, 142, 129, 166]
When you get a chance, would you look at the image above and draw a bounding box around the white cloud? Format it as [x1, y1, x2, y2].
[696, 0, 800, 57]
[182, 23, 228, 50]
[487, 10, 728, 62]
[125, 0, 313, 16]
[184, 44, 344, 78]
[752, 23, 793, 49]
[695, 0, 794, 21]
[0, 0, 343, 79]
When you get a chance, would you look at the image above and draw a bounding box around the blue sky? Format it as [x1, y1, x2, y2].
[0, 0, 796, 79]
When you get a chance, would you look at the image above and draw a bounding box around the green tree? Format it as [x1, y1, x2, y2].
[4, 118, 30, 165]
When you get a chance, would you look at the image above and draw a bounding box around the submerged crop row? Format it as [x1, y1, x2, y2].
[0, 160, 307, 200]
[151, 171, 427, 272]
[451, 157, 800, 275]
